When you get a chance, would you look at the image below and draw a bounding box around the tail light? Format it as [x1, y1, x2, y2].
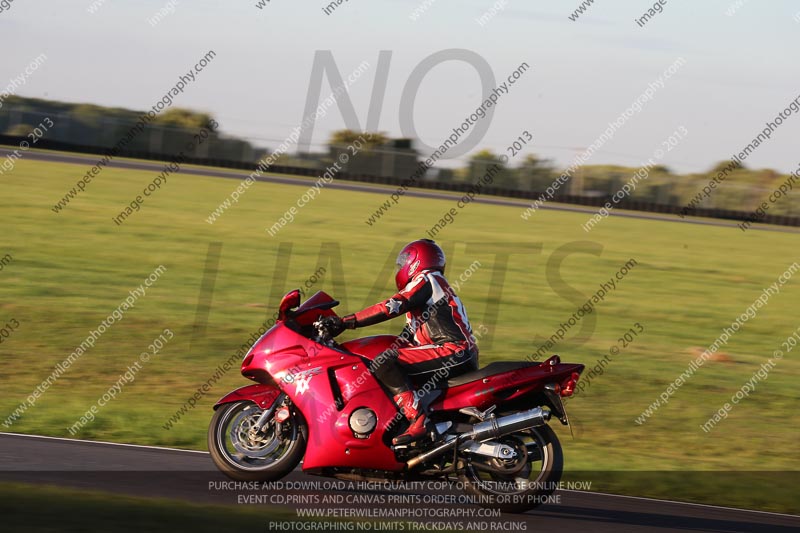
[559, 372, 581, 397]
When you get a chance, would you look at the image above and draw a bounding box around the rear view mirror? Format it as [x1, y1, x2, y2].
[278, 289, 301, 320]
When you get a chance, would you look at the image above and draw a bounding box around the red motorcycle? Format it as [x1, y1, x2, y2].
[208, 289, 584, 511]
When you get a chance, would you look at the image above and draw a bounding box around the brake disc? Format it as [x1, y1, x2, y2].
[229, 408, 281, 458]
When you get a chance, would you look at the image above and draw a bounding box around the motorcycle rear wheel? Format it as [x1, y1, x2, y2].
[458, 424, 563, 513]
[208, 400, 306, 482]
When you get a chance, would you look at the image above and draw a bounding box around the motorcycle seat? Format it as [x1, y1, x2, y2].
[445, 361, 540, 387]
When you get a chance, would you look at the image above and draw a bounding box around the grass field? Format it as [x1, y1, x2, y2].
[0, 154, 798, 512]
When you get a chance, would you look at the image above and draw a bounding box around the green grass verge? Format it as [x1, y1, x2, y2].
[1, 157, 798, 513]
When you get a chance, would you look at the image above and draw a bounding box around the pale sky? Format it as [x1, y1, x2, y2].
[1, 0, 799, 174]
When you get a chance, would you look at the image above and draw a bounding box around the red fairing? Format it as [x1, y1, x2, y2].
[340, 335, 411, 361]
[238, 297, 405, 471]
[213, 383, 281, 410]
[432, 362, 586, 413]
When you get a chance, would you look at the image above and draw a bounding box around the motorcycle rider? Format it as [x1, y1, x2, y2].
[324, 239, 478, 445]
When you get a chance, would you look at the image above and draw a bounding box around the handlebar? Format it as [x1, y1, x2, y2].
[312, 316, 337, 347]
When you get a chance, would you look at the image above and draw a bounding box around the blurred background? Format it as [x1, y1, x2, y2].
[2, 94, 798, 218]
[1, 0, 799, 527]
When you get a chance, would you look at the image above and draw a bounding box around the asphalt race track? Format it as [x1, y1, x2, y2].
[4, 147, 799, 234]
[1, 433, 797, 532]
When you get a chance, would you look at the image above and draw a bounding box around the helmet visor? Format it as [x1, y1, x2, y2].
[396, 251, 410, 272]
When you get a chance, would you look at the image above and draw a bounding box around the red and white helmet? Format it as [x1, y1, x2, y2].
[395, 239, 446, 289]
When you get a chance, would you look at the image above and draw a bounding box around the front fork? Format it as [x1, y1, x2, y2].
[250, 392, 287, 436]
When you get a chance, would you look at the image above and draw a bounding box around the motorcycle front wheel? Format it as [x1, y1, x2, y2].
[208, 400, 306, 481]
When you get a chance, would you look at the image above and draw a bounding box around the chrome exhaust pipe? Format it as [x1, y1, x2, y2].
[406, 407, 550, 469]
[406, 437, 458, 469]
[467, 407, 550, 442]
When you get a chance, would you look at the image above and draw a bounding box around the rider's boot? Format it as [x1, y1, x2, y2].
[391, 390, 428, 445]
